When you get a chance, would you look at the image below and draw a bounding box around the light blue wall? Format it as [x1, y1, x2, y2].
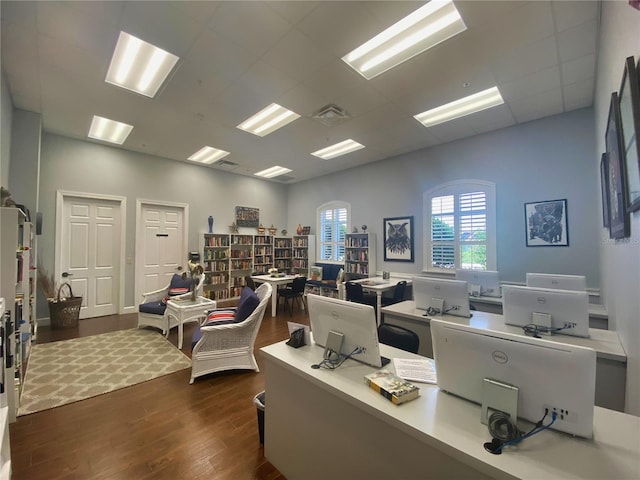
[38, 133, 289, 307]
[594, 1, 640, 416]
[1, 69, 13, 188]
[288, 108, 599, 287]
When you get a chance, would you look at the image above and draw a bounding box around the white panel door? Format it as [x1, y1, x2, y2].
[141, 204, 185, 294]
[60, 197, 121, 318]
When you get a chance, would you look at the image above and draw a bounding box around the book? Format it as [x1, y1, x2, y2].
[364, 369, 420, 405]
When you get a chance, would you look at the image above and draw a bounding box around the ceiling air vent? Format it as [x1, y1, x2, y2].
[215, 159, 238, 169]
[274, 175, 295, 182]
[311, 104, 350, 127]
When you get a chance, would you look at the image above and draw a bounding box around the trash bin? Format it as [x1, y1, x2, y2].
[253, 391, 266, 444]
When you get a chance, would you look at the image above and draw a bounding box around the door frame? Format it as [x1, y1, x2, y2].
[55, 190, 127, 315]
[134, 199, 189, 309]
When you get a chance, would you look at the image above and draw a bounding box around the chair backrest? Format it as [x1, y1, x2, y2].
[392, 281, 408, 303]
[245, 275, 256, 290]
[377, 323, 420, 354]
[292, 276, 307, 293]
[346, 282, 364, 302]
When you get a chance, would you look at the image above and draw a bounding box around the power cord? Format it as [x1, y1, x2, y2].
[425, 305, 460, 316]
[522, 322, 577, 338]
[311, 347, 363, 370]
[484, 409, 557, 454]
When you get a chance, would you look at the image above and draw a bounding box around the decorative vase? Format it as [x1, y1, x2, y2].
[296, 224, 303, 235]
[257, 224, 266, 234]
[208, 216, 214, 233]
[268, 224, 277, 235]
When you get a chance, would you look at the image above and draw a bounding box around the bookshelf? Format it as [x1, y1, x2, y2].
[273, 236, 292, 273]
[201, 234, 230, 301]
[0, 207, 33, 423]
[253, 235, 274, 275]
[229, 234, 253, 298]
[291, 235, 316, 277]
[344, 233, 376, 281]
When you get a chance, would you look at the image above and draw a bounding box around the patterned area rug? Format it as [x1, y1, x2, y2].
[18, 328, 191, 416]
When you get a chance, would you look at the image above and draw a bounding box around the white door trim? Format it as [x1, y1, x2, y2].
[135, 199, 189, 308]
[55, 190, 127, 314]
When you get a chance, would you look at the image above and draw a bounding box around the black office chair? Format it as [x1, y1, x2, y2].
[377, 323, 420, 354]
[345, 282, 376, 307]
[381, 280, 408, 307]
[279, 276, 307, 316]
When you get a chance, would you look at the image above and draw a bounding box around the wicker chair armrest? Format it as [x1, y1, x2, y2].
[141, 286, 169, 303]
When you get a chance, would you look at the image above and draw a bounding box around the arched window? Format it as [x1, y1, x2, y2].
[317, 201, 350, 262]
[423, 180, 496, 272]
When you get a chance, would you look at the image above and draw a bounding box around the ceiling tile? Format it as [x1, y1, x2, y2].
[561, 54, 596, 86]
[557, 20, 598, 63]
[490, 35, 559, 84]
[552, 0, 599, 32]
[563, 77, 594, 110]
[509, 88, 564, 123]
[498, 65, 561, 102]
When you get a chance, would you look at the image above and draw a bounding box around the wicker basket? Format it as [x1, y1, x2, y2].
[48, 282, 82, 329]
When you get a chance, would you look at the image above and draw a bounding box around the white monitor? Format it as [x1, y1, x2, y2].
[307, 294, 386, 368]
[412, 277, 471, 318]
[431, 319, 596, 438]
[526, 273, 587, 291]
[502, 285, 589, 338]
[455, 269, 501, 297]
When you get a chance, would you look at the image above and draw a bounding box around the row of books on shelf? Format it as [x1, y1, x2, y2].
[204, 250, 228, 260]
[345, 251, 369, 262]
[346, 265, 369, 275]
[346, 238, 369, 248]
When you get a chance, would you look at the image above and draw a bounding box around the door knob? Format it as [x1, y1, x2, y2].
[61, 272, 73, 277]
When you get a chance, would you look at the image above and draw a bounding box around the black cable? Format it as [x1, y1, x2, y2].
[484, 409, 555, 455]
[311, 347, 363, 370]
[522, 322, 577, 338]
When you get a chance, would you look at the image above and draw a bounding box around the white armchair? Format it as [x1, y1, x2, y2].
[137, 273, 205, 335]
[190, 282, 272, 384]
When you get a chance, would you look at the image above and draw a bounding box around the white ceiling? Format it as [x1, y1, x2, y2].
[1, 1, 600, 183]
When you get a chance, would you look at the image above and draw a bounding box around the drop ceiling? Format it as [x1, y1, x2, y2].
[0, 1, 600, 183]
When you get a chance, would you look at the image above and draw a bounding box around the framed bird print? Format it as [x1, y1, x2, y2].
[384, 216, 414, 262]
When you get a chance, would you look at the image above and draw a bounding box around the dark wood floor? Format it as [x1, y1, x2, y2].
[9, 298, 309, 479]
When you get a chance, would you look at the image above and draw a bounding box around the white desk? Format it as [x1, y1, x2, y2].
[352, 276, 412, 325]
[261, 340, 640, 480]
[251, 274, 297, 318]
[165, 296, 216, 349]
[468, 295, 609, 329]
[381, 301, 627, 411]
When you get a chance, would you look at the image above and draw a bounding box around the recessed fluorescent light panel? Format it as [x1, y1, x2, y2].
[414, 86, 504, 127]
[254, 166, 292, 178]
[311, 139, 365, 160]
[237, 103, 300, 137]
[88, 115, 133, 145]
[188, 146, 230, 164]
[105, 31, 179, 98]
[342, 0, 467, 80]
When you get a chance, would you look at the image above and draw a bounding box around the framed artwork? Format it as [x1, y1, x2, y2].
[524, 199, 569, 247]
[600, 153, 610, 229]
[384, 216, 414, 262]
[605, 92, 631, 239]
[235, 206, 259, 227]
[618, 56, 640, 212]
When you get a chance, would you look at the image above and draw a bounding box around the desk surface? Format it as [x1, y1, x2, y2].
[381, 301, 626, 363]
[469, 294, 609, 319]
[351, 276, 412, 291]
[261, 341, 640, 480]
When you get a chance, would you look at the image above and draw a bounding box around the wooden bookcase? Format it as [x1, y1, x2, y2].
[291, 235, 316, 277]
[273, 236, 292, 273]
[253, 235, 274, 275]
[229, 234, 253, 298]
[0, 207, 33, 424]
[344, 233, 376, 280]
[201, 234, 230, 301]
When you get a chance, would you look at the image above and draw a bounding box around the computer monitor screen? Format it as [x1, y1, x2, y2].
[526, 273, 587, 291]
[412, 277, 471, 317]
[431, 319, 596, 438]
[307, 294, 385, 368]
[502, 285, 589, 338]
[455, 269, 501, 297]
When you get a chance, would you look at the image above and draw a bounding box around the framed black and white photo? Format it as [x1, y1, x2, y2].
[384, 216, 414, 262]
[618, 56, 640, 212]
[605, 92, 631, 239]
[525, 199, 569, 247]
[600, 153, 610, 229]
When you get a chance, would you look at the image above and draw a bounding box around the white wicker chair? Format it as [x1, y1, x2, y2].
[137, 273, 205, 335]
[190, 282, 272, 384]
